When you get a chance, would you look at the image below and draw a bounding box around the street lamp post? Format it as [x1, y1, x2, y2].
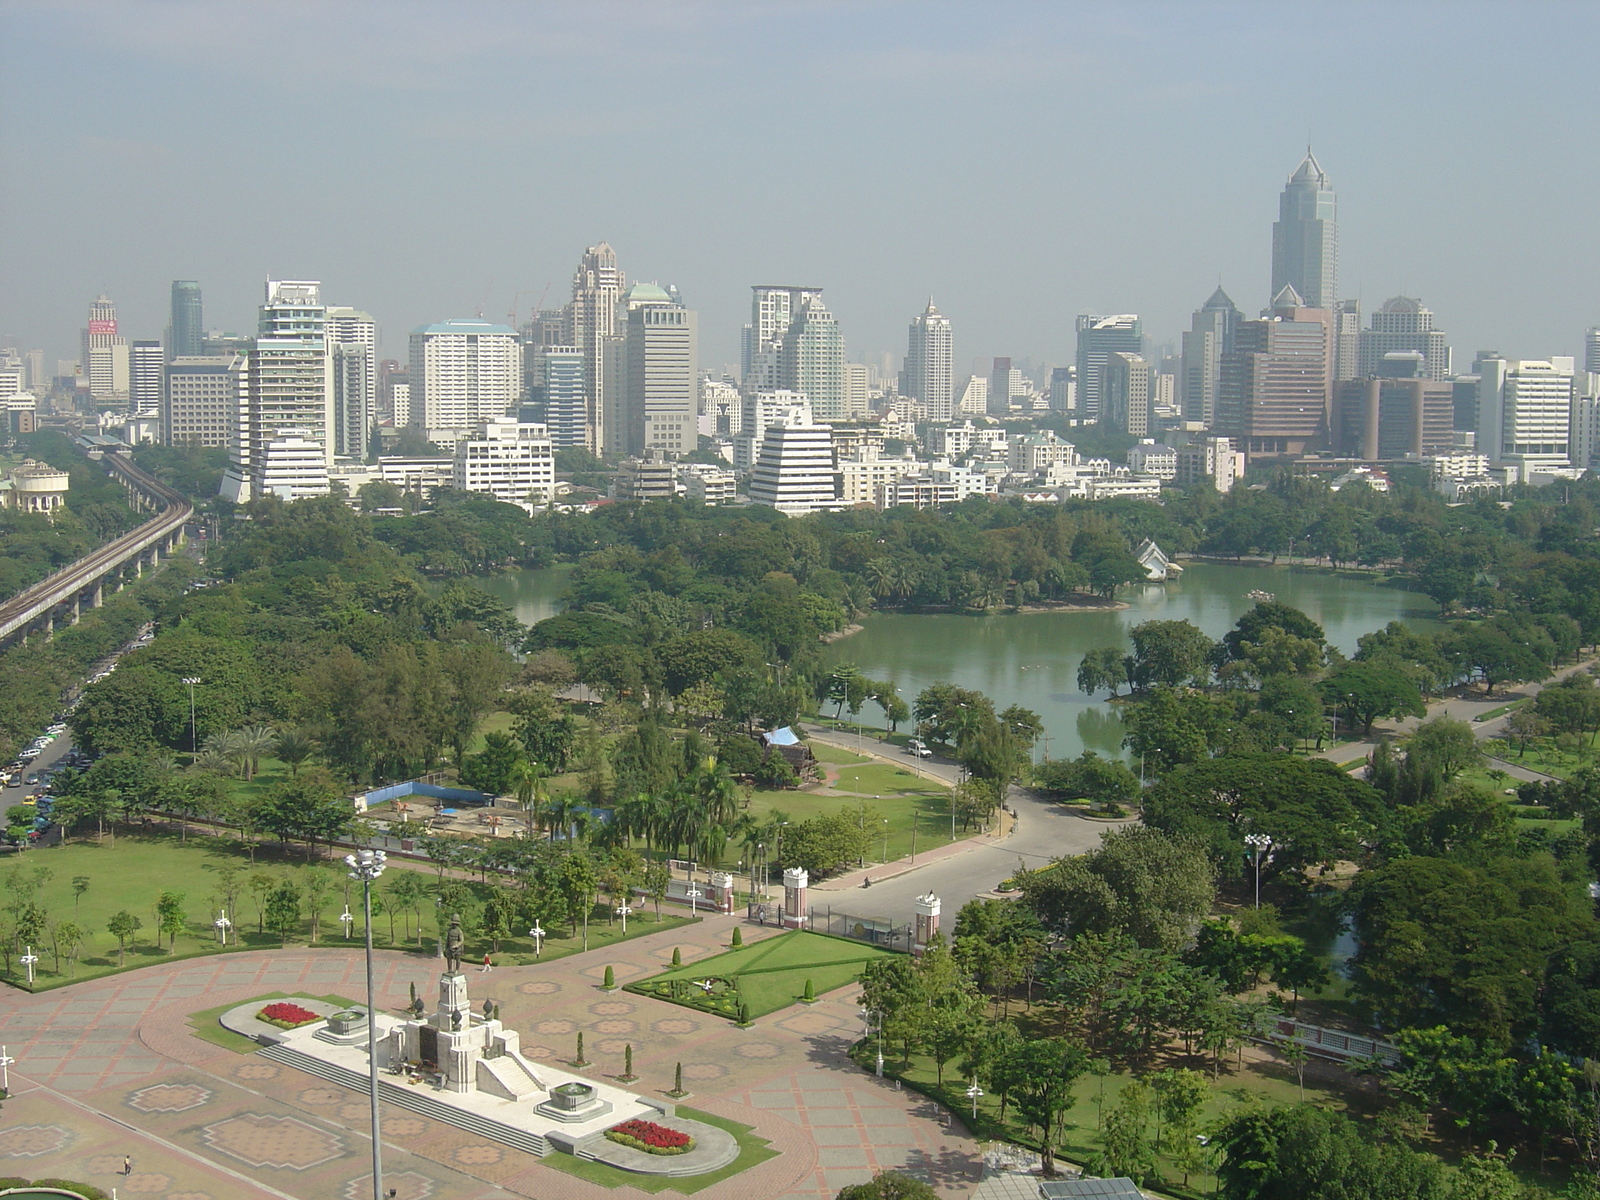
[182, 677, 201, 760]
[528, 921, 545, 958]
[214, 909, 232, 947]
[966, 1076, 984, 1122]
[345, 848, 388, 1200]
[858, 1006, 884, 1077]
[20, 946, 37, 986]
[881, 818, 889, 863]
[615, 902, 632, 935]
[1243, 833, 1273, 909]
[686, 885, 702, 919]
[910, 813, 917, 863]
[339, 906, 354, 939]
[0, 1045, 12, 1093]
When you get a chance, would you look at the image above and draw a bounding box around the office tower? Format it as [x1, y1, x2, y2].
[1074, 315, 1142, 421]
[390, 382, 411, 427]
[1271, 150, 1337, 309]
[744, 286, 823, 391]
[1180, 288, 1239, 425]
[0, 350, 23, 398]
[129, 341, 164, 416]
[169, 281, 203, 359]
[81, 294, 129, 403]
[1571, 379, 1600, 471]
[988, 357, 1027, 416]
[164, 355, 243, 447]
[622, 284, 697, 457]
[736, 388, 808, 469]
[700, 375, 742, 436]
[843, 362, 870, 418]
[778, 294, 845, 420]
[903, 300, 953, 421]
[220, 280, 332, 502]
[1104, 352, 1150, 437]
[407, 318, 522, 439]
[520, 307, 568, 412]
[1048, 366, 1074, 413]
[377, 359, 406, 421]
[566, 243, 624, 454]
[749, 401, 838, 514]
[452, 417, 556, 506]
[1332, 353, 1454, 459]
[1357, 297, 1451, 381]
[326, 307, 377, 459]
[1587, 328, 1600, 375]
[955, 374, 988, 415]
[1216, 287, 1332, 459]
[1331, 299, 1362, 382]
[531, 345, 587, 450]
[1476, 355, 1575, 478]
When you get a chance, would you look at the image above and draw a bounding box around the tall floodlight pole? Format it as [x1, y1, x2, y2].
[182, 678, 201, 759]
[1244, 833, 1273, 909]
[0, 1045, 14, 1092]
[345, 848, 388, 1200]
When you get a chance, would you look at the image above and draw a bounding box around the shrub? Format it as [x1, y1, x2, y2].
[606, 1118, 695, 1155]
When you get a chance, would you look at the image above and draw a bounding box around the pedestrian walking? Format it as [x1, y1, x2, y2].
[481, 953, 493, 974]
[123, 1154, 131, 1175]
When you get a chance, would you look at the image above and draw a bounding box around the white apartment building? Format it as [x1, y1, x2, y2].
[1009, 431, 1077, 474]
[1126, 440, 1178, 480]
[879, 475, 959, 510]
[955, 375, 989, 415]
[379, 456, 454, 495]
[165, 354, 242, 448]
[699, 375, 742, 437]
[1174, 436, 1245, 492]
[327, 307, 378, 460]
[1081, 475, 1162, 502]
[452, 418, 555, 507]
[1571, 382, 1600, 471]
[81, 295, 129, 404]
[1477, 356, 1575, 479]
[390, 381, 411, 426]
[130, 341, 164, 417]
[840, 456, 923, 506]
[1428, 452, 1492, 480]
[735, 388, 807, 469]
[749, 405, 837, 515]
[408, 319, 521, 439]
[257, 430, 330, 501]
[680, 462, 737, 505]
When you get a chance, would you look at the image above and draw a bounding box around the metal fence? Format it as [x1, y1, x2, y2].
[1263, 1017, 1400, 1065]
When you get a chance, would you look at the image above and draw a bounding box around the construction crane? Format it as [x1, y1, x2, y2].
[508, 283, 552, 331]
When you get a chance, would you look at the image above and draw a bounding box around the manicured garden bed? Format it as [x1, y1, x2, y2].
[607, 1118, 695, 1155]
[257, 1000, 321, 1028]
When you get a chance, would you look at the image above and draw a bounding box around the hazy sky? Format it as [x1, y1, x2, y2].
[4, 1, 1598, 377]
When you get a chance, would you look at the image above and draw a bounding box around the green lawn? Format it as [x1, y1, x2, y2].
[627, 929, 894, 1019]
[536, 1105, 778, 1193]
[1485, 735, 1598, 781]
[186, 990, 360, 1053]
[0, 832, 695, 991]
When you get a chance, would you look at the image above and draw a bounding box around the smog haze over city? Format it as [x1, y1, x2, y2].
[3, 0, 1599, 367]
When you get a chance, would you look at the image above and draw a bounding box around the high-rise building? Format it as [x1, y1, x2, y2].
[1074, 315, 1142, 421]
[1476, 355, 1575, 478]
[1586, 328, 1600, 375]
[164, 355, 243, 447]
[903, 300, 953, 421]
[778, 294, 845, 420]
[843, 363, 871, 418]
[622, 284, 697, 457]
[1331, 299, 1362, 382]
[326, 308, 377, 460]
[1332, 353, 1455, 459]
[736, 388, 808, 470]
[1358, 297, 1451, 381]
[169, 281, 203, 359]
[1271, 150, 1337, 310]
[749, 400, 838, 515]
[129, 341, 164, 416]
[1048, 366, 1074, 413]
[220, 280, 333, 502]
[566, 243, 624, 454]
[1217, 286, 1332, 459]
[452, 417, 556, 506]
[1180, 287, 1239, 425]
[744, 286, 823, 391]
[81, 294, 129, 403]
[988, 357, 1027, 416]
[1104, 352, 1150, 437]
[1174, 436, 1245, 492]
[531, 345, 587, 450]
[407, 318, 522, 439]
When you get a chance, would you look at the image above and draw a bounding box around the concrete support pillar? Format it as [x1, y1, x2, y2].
[782, 867, 809, 929]
[708, 871, 735, 915]
[912, 892, 942, 957]
[90, 582, 103, 609]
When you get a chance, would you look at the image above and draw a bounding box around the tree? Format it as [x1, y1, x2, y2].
[264, 879, 302, 947]
[1320, 663, 1426, 735]
[1152, 1068, 1209, 1185]
[1404, 717, 1482, 782]
[1215, 1104, 1453, 1200]
[71, 875, 90, 912]
[155, 890, 187, 950]
[1018, 826, 1215, 953]
[1034, 752, 1139, 808]
[1130, 619, 1214, 688]
[253, 769, 352, 860]
[230, 724, 277, 781]
[106, 910, 141, 966]
[300, 866, 335, 943]
[835, 1172, 941, 1200]
[460, 732, 524, 796]
[1008, 1036, 1094, 1177]
[1091, 1078, 1153, 1184]
[510, 689, 578, 772]
[1256, 675, 1327, 747]
[1445, 624, 1553, 695]
[1219, 601, 1326, 665]
[1078, 646, 1127, 698]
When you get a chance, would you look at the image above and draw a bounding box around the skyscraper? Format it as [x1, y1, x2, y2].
[778, 295, 845, 421]
[408, 319, 522, 438]
[903, 300, 953, 421]
[531, 346, 587, 450]
[1074, 315, 1142, 422]
[744, 286, 823, 391]
[1271, 151, 1338, 310]
[1584, 327, 1600, 375]
[169, 281, 203, 359]
[1358, 298, 1451, 381]
[749, 400, 838, 515]
[81, 295, 129, 403]
[129, 341, 164, 417]
[565, 243, 624, 454]
[1476, 356, 1575, 478]
[622, 284, 697, 457]
[1103, 352, 1150, 437]
[1180, 287, 1239, 426]
[220, 280, 333, 503]
[164, 355, 242, 448]
[326, 307, 378, 459]
[1332, 299, 1362, 382]
[1217, 286, 1332, 459]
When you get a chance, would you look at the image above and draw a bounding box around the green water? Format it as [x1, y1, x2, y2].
[470, 559, 1439, 761]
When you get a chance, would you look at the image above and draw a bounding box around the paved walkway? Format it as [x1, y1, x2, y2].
[0, 916, 978, 1200]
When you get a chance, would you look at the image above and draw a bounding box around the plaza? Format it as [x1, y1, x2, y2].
[0, 911, 980, 1200]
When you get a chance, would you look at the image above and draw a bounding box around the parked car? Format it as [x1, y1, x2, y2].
[906, 738, 932, 758]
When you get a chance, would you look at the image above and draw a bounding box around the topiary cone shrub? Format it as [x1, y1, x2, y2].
[603, 964, 616, 989]
[731, 927, 743, 947]
[671, 946, 682, 966]
[803, 977, 815, 1002]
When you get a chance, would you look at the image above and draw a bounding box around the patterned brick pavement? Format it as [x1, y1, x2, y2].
[0, 915, 979, 1200]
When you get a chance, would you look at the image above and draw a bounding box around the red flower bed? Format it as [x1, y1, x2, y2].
[258, 1001, 321, 1028]
[605, 1118, 696, 1155]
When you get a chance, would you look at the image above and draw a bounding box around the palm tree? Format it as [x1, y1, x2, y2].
[274, 728, 316, 778]
[697, 759, 741, 828]
[191, 747, 236, 777]
[231, 725, 279, 782]
[507, 757, 547, 839]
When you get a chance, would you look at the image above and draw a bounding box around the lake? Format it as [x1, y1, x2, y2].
[469, 559, 1439, 761]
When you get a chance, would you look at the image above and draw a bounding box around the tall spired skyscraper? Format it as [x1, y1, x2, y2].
[565, 243, 624, 454]
[903, 300, 953, 421]
[1271, 150, 1338, 310]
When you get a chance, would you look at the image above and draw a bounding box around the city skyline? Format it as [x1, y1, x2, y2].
[3, 3, 1599, 373]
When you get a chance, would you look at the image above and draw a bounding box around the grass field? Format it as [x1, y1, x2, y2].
[537, 1105, 778, 1194]
[0, 832, 694, 991]
[627, 929, 894, 1019]
[1485, 734, 1598, 782]
[186, 991, 359, 1053]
